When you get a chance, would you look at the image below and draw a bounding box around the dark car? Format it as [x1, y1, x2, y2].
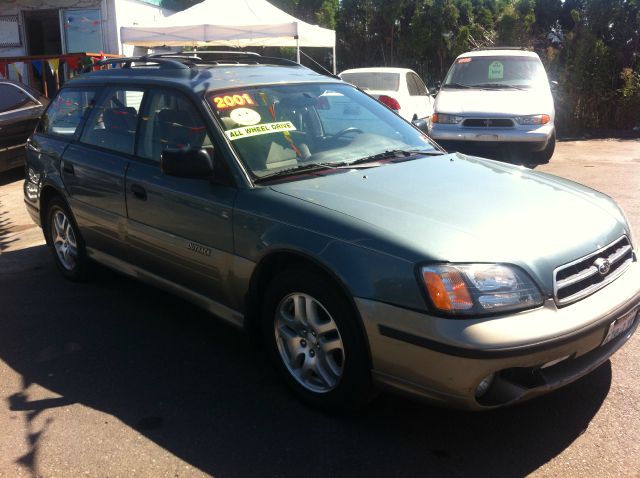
[23, 53, 639, 410]
[0, 79, 48, 173]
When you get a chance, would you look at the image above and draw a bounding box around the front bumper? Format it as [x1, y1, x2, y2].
[356, 260, 640, 409]
[429, 123, 554, 150]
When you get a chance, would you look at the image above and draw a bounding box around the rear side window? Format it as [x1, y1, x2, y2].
[0, 83, 38, 113]
[341, 72, 400, 92]
[407, 73, 428, 96]
[80, 88, 144, 155]
[39, 88, 97, 137]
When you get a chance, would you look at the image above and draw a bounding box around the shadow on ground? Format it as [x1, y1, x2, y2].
[0, 172, 19, 251]
[0, 245, 611, 478]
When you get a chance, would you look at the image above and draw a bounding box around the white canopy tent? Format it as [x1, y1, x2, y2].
[120, 0, 336, 72]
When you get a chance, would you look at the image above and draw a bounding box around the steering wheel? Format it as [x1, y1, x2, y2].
[332, 127, 364, 141]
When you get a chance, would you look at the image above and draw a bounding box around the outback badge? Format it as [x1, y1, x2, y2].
[187, 241, 212, 257]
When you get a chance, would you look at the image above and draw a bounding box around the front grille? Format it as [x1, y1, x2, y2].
[554, 236, 634, 305]
[462, 118, 514, 128]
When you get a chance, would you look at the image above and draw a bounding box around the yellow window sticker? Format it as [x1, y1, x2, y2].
[225, 121, 297, 140]
[230, 107, 261, 126]
[488, 61, 504, 80]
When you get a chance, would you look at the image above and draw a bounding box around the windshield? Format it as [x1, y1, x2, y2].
[443, 56, 548, 89]
[208, 83, 437, 179]
[340, 72, 400, 91]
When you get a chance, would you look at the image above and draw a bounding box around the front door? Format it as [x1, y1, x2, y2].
[125, 88, 237, 308]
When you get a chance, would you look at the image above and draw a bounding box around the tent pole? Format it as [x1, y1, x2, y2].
[333, 45, 336, 74]
[296, 36, 300, 64]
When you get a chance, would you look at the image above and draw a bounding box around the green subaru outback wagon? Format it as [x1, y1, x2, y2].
[24, 52, 639, 410]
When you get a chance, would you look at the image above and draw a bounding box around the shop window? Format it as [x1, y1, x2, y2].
[63, 9, 104, 54]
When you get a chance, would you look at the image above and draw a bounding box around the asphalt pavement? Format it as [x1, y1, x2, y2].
[0, 139, 639, 478]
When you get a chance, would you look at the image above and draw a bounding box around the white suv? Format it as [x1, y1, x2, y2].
[429, 48, 556, 163]
[339, 67, 434, 128]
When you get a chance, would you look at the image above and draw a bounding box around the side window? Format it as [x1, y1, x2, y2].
[137, 90, 211, 162]
[80, 88, 143, 155]
[406, 73, 419, 96]
[38, 88, 97, 137]
[407, 73, 428, 96]
[412, 73, 429, 96]
[0, 84, 38, 113]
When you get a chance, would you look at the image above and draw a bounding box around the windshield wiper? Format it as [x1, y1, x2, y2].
[470, 83, 526, 90]
[253, 162, 342, 182]
[254, 149, 443, 182]
[345, 149, 444, 166]
[443, 82, 471, 89]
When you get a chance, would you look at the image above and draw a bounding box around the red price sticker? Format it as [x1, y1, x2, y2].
[458, 57, 472, 64]
[212, 93, 256, 110]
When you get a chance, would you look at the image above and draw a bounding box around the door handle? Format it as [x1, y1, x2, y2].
[130, 184, 147, 201]
[62, 162, 74, 175]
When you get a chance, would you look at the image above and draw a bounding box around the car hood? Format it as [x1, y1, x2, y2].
[269, 154, 626, 290]
[435, 88, 553, 116]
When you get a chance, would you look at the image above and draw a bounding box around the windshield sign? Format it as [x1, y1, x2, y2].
[208, 83, 437, 179]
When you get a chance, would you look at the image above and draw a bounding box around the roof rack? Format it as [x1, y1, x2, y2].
[90, 51, 300, 69]
[86, 55, 191, 72]
[84, 51, 307, 79]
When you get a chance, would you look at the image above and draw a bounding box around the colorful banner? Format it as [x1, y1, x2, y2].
[48, 58, 60, 73]
[10, 61, 25, 82]
[32, 60, 43, 76]
[66, 56, 80, 70]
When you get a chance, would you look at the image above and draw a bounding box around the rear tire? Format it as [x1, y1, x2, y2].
[261, 269, 373, 410]
[45, 197, 90, 281]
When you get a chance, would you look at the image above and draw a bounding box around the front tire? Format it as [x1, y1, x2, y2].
[45, 197, 90, 281]
[532, 133, 555, 164]
[261, 269, 373, 410]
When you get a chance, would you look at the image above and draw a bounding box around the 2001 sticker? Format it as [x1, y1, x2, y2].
[212, 93, 255, 109]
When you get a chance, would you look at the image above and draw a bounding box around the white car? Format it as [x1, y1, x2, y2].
[339, 67, 434, 128]
[429, 48, 556, 163]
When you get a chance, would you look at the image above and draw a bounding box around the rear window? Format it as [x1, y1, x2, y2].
[340, 72, 400, 92]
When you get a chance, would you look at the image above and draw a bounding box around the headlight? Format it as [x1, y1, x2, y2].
[619, 206, 636, 249]
[420, 264, 544, 316]
[514, 114, 551, 125]
[432, 113, 463, 124]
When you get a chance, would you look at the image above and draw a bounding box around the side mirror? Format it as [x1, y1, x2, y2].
[161, 148, 214, 179]
[412, 118, 428, 132]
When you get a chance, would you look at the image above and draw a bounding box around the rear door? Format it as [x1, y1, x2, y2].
[62, 87, 144, 260]
[125, 88, 237, 308]
[27, 87, 98, 197]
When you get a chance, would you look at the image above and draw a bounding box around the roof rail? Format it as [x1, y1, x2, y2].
[86, 56, 191, 72]
[84, 51, 302, 74]
[471, 46, 530, 51]
[145, 50, 299, 67]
